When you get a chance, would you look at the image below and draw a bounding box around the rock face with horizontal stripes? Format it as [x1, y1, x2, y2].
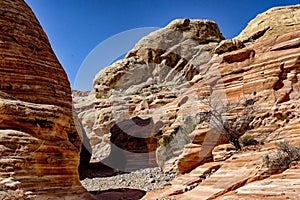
[143, 5, 300, 200]
[0, 1, 71, 108]
[0, 0, 92, 199]
[73, 4, 300, 200]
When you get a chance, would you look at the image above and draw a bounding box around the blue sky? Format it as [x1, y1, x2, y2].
[24, 0, 300, 91]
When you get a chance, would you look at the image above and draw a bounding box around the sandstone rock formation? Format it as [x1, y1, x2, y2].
[75, 19, 225, 167]
[159, 4, 300, 174]
[73, 90, 110, 162]
[212, 144, 237, 162]
[6, 0, 300, 199]
[0, 0, 92, 199]
[75, 5, 300, 199]
[235, 4, 300, 43]
[93, 19, 224, 100]
[102, 117, 162, 172]
[142, 5, 300, 199]
[73, 4, 300, 200]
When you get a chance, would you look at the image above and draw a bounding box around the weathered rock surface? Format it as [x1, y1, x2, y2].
[0, 0, 92, 199]
[217, 162, 300, 199]
[76, 19, 225, 165]
[171, 24, 300, 174]
[93, 19, 224, 99]
[213, 39, 244, 54]
[212, 143, 237, 162]
[235, 4, 300, 43]
[0, 1, 71, 108]
[102, 117, 162, 172]
[74, 4, 300, 200]
[142, 7, 300, 200]
[144, 118, 300, 199]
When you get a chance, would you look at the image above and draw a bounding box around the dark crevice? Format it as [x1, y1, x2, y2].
[273, 64, 286, 91]
[90, 188, 146, 200]
[243, 26, 270, 43]
[10, 35, 42, 53]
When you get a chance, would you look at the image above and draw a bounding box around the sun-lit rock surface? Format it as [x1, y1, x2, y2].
[217, 162, 300, 200]
[75, 18, 225, 165]
[73, 4, 300, 200]
[142, 5, 300, 199]
[0, 0, 93, 199]
[212, 143, 237, 162]
[235, 4, 300, 43]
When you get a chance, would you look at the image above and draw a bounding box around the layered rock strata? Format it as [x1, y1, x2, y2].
[72, 4, 300, 200]
[0, 0, 92, 199]
[235, 4, 300, 43]
[75, 19, 225, 167]
[143, 5, 300, 199]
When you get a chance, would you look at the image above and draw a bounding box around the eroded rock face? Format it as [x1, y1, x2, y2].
[76, 19, 224, 164]
[0, 1, 92, 199]
[235, 5, 300, 43]
[74, 4, 300, 200]
[169, 28, 300, 174]
[0, 1, 71, 108]
[142, 5, 300, 200]
[102, 117, 162, 172]
[212, 144, 237, 162]
[93, 19, 224, 99]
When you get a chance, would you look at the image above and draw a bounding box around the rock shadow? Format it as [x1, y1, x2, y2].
[80, 161, 129, 179]
[90, 188, 146, 200]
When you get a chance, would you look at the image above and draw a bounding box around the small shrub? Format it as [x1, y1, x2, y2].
[277, 113, 288, 121]
[195, 97, 255, 150]
[159, 134, 174, 147]
[240, 134, 259, 147]
[263, 141, 300, 171]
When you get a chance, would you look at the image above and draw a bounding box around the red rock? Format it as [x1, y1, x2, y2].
[222, 48, 255, 63]
[72, 4, 300, 200]
[0, 0, 93, 199]
[144, 7, 300, 200]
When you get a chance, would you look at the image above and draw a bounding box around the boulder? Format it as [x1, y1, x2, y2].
[213, 39, 244, 54]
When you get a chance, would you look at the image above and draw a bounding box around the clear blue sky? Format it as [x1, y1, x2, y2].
[24, 0, 300, 91]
